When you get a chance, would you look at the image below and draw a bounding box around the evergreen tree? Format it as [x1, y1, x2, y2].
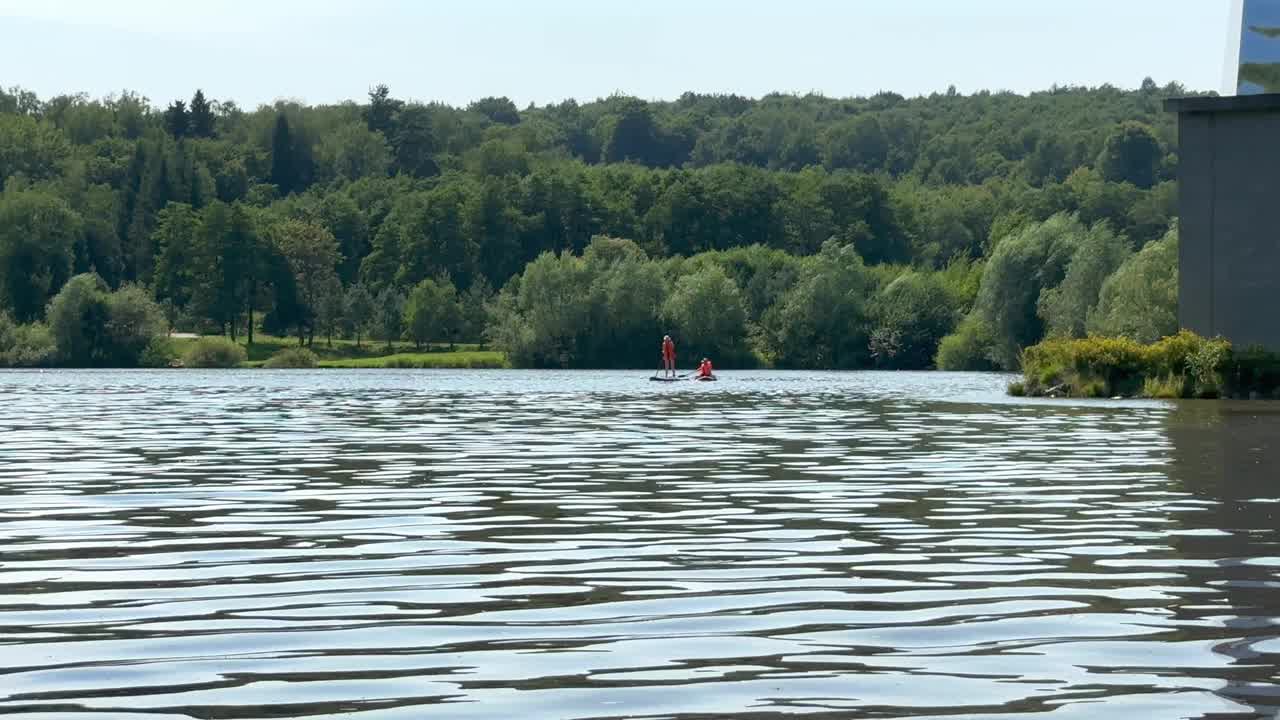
[190, 89, 215, 138]
[392, 105, 438, 177]
[164, 100, 190, 139]
[270, 113, 296, 195]
[364, 84, 402, 137]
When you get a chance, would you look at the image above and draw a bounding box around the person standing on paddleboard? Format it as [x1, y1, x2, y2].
[662, 335, 676, 378]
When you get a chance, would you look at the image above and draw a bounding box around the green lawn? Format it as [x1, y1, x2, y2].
[316, 351, 506, 369]
[170, 334, 507, 369]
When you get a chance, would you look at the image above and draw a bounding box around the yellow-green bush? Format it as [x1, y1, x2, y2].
[1017, 331, 1235, 399]
[263, 347, 319, 369]
[182, 337, 247, 368]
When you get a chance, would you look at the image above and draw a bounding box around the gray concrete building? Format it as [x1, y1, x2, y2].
[1165, 94, 1280, 349]
[1164, 0, 1280, 349]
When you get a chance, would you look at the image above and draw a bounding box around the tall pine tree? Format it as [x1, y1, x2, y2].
[189, 90, 215, 138]
[270, 113, 296, 196]
[164, 100, 190, 139]
[364, 84, 402, 137]
[393, 105, 438, 178]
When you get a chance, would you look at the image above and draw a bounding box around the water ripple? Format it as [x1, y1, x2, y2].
[0, 370, 1277, 718]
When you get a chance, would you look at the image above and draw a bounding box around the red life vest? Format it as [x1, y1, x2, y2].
[663, 338, 675, 359]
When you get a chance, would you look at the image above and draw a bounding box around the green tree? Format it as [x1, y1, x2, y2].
[317, 122, 391, 182]
[164, 99, 190, 139]
[375, 286, 406, 349]
[821, 115, 888, 172]
[315, 274, 346, 347]
[586, 239, 666, 365]
[404, 276, 461, 350]
[272, 219, 341, 345]
[458, 276, 494, 343]
[1038, 222, 1132, 338]
[965, 213, 1085, 368]
[46, 273, 111, 366]
[0, 114, 72, 191]
[1088, 225, 1178, 343]
[392, 105, 438, 177]
[45, 274, 164, 366]
[601, 98, 661, 166]
[189, 201, 255, 340]
[662, 264, 751, 367]
[0, 189, 81, 322]
[870, 272, 958, 369]
[190, 89, 216, 138]
[486, 252, 592, 367]
[935, 315, 1000, 371]
[761, 242, 872, 369]
[318, 192, 370, 286]
[468, 96, 521, 125]
[270, 113, 297, 194]
[364, 84, 403, 137]
[1096, 121, 1162, 189]
[104, 283, 166, 365]
[344, 282, 376, 347]
[152, 203, 200, 323]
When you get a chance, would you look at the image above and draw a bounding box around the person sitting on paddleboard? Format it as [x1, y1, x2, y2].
[662, 335, 676, 377]
[697, 358, 715, 379]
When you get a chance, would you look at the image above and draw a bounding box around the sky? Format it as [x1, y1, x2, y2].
[0, 0, 1232, 109]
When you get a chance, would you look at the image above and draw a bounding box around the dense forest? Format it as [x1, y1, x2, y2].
[0, 79, 1190, 369]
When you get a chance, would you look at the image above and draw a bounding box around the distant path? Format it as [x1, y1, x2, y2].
[169, 332, 199, 339]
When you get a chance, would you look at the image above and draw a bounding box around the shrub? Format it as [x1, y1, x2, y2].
[140, 337, 177, 368]
[1020, 336, 1146, 397]
[1186, 338, 1230, 398]
[182, 337, 246, 368]
[1016, 331, 1240, 399]
[0, 314, 56, 367]
[104, 284, 166, 366]
[263, 347, 319, 368]
[936, 316, 999, 371]
[1143, 374, 1187, 399]
[1145, 330, 1202, 377]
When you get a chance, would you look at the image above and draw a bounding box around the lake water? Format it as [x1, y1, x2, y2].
[1, 369, 1278, 719]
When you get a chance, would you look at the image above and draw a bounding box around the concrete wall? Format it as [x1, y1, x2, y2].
[1169, 95, 1280, 350]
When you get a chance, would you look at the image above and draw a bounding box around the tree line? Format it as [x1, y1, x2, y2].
[0, 80, 1192, 368]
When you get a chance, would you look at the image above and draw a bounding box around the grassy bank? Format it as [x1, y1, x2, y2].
[1013, 331, 1280, 399]
[166, 335, 507, 369]
[314, 351, 505, 369]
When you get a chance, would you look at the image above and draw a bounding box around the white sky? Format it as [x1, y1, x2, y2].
[0, 0, 1232, 108]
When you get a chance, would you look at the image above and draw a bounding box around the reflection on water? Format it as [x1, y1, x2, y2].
[0, 370, 1277, 719]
